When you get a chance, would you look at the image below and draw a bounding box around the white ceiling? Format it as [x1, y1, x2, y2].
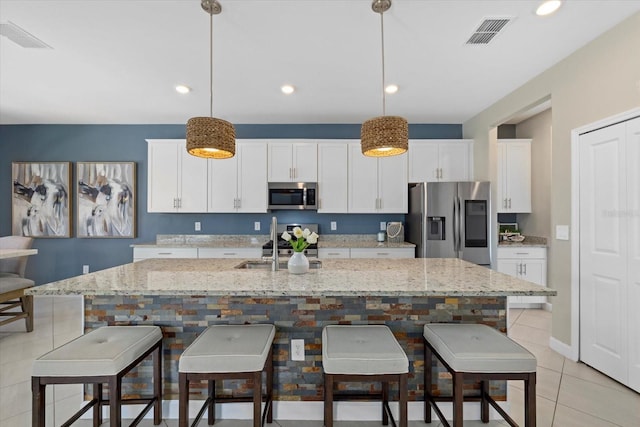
[1, 0, 639, 125]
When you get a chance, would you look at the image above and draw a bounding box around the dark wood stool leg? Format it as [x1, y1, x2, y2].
[179, 373, 189, 427]
[94, 383, 103, 427]
[153, 343, 162, 425]
[452, 372, 464, 427]
[208, 380, 215, 425]
[31, 377, 45, 427]
[266, 349, 274, 424]
[525, 372, 537, 427]
[382, 380, 389, 425]
[424, 339, 433, 423]
[481, 380, 489, 423]
[399, 373, 408, 427]
[109, 376, 122, 427]
[22, 295, 33, 332]
[253, 371, 261, 427]
[324, 373, 334, 427]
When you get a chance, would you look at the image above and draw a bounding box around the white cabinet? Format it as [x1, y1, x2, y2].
[198, 248, 262, 259]
[317, 142, 349, 213]
[208, 141, 267, 213]
[268, 141, 317, 182]
[497, 246, 547, 307]
[497, 139, 531, 213]
[348, 143, 408, 213]
[133, 247, 198, 262]
[350, 248, 415, 259]
[147, 139, 208, 212]
[318, 248, 351, 259]
[408, 140, 473, 182]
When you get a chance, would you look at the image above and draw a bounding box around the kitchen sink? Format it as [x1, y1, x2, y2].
[234, 260, 322, 270]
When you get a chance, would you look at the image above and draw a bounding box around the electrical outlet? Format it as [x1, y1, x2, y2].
[82, 265, 89, 274]
[380, 221, 387, 231]
[330, 221, 337, 231]
[254, 221, 261, 231]
[194, 222, 201, 231]
[291, 339, 305, 361]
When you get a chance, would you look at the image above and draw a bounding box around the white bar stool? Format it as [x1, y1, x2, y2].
[178, 324, 275, 427]
[423, 323, 537, 427]
[32, 325, 163, 427]
[322, 325, 408, 427]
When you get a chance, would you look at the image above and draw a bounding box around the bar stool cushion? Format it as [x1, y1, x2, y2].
[322, 325, 408, 375]
[179, 324, 276, 373]
[0, 277, 34, 292]
[32, 325, 163, 377]
[423, 323, 536, 373]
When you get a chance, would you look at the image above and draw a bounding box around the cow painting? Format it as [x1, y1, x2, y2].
[76, 162, 135, 238]
[12, 162, 71, 238]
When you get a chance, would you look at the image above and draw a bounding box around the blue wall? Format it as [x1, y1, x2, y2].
[0, 123, 461, 284]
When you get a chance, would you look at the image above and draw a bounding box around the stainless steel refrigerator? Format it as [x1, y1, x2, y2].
[405, 182, 492, 266]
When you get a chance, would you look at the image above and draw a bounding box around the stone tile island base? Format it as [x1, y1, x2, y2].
[84, 294, 507, 405]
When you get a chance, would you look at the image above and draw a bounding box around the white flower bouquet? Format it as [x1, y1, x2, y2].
[281, 227, 319, 252]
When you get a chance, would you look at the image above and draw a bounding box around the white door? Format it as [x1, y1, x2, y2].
[318, 142, 349, 213]
[292, 142, 318, 182]
[377, 154, 408, 213]
[208, 154, 238, 212]
[348, 143, 378, 212]
[408, 141, 439, 182]
[267, 142, 293, 182]
[237, 142, 267, 213]
[439, 142, 470, 182]
[579, 121, 628, 385]
[626, 117, 640, 391]
[147, 140, 179, 212]
[179, 148, 209, 212]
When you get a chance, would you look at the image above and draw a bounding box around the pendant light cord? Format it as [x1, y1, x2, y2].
[209, 11, 214, 118]
[380, 10, 386, 116]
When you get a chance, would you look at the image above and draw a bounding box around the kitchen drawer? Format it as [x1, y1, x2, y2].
[198, 248, 262, 259]
[133, 247, 198, 261]
[497, 247, 546, 259]
[349, 248, 414, 259]
[318, 248, 350, 259]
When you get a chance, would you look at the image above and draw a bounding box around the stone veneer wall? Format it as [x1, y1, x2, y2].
[84, 295, 507, 401]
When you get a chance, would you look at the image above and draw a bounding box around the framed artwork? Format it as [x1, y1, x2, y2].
[76, 162, 136, 238]
[12, 162, 72, 238]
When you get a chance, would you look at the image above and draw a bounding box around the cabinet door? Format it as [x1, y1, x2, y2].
[439, 142, 470, 181]
[318, 143, 348, 213]
[497, 143, 509, 212]
[198, 247, 262, 259]
[237, 142, 268, 212]
[408, 141, 439, 182]
[267, 142, 293, 182]
[292, 142, 318, 182]
[505, 142, 531, 212]
[147, 140, 180, 212]
[348, 143, 378, 212]
[208, 155, 238, 212]
[350, 248, 414, 258]
[520, 258, 546, 286]
[377, 154, 408, 213]
[179, 148, 209, 212]
[318, 248, 350, 259]
[496, 258, 520, 278]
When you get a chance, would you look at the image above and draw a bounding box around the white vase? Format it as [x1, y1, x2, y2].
[287, 252, 309, 274]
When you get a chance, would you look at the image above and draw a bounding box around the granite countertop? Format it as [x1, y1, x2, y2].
[27, 258, 556, 298]
[498, 235, 548, 248]
[131, 234, 416, 250]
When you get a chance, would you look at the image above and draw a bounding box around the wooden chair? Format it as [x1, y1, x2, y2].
[0, 236, 35, 331]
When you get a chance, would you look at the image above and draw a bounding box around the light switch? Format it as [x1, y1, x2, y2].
[380, 221, 387, 231]
[254, 222, 261, 231]
[556, 225, 569, 240]
[194, 222, 201, 231]
[330, 221, 337, 231]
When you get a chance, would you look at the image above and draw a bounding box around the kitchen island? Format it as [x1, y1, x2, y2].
[27, 258, 556, 419]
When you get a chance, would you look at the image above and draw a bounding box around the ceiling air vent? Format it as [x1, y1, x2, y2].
[466, 18, 511, 45]
[0, 21, 52, 49]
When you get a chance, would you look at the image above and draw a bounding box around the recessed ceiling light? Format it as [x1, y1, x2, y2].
[175, 85, 191, 94]
[536, 0, 562, 16]
[281, 84, 295, 95]
[385, 84, 399, 94]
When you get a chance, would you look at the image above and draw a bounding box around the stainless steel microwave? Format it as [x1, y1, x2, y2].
[268, 182, 317, 210]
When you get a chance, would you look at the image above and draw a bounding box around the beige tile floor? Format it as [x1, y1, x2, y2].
[1, 297, 639, 426]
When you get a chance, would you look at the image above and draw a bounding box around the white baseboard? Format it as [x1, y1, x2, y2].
[91, 400, 511, 421]
[550, 336, 577, 361]
[543, 302, 552, 312]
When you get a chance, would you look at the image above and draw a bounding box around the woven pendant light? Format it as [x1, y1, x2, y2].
[361, 0, 408, 157]
[186, 0, 235, 159]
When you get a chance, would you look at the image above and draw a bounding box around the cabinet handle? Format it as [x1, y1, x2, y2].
[503, 198, 507, 209]
[328, 252, 340, 256]
[508, 198, 512, 209]
[377, 252, 390, 256]
[173, 198, 177, 208]
[439, 168, 443, 179]
[237, 198, 241, 209]
[523, 264, 527, 275]
[517, 263, 522, 275]
[293, 167, 297, 179]
[515, 252, 529, 255]
[223, 252, 236, 256]
[158, 252, 173, 255]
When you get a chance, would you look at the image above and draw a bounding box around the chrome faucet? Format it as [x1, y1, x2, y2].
[271, 216, 279, 271]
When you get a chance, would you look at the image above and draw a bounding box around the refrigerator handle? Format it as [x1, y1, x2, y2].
[452, 198, 458, 252]
[457, 196, 462, 253]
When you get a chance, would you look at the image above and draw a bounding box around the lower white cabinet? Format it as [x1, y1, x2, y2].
[318, 248, 351, 259]
[349, 248, 415, 259]
[496, 247, 547, 307]
[133, 247, 198, 262]
[198, 248, 262, 259]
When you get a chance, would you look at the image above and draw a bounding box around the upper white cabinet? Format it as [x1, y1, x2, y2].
[497, 139, 531, 213]
[268, 141, 318, 182]
[208, 141, 267, 213]
[317, 141, 349, 213]
[147, 139, 208, 212]
[348, 143, 408, 213]
[408, 140, 473, 182]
